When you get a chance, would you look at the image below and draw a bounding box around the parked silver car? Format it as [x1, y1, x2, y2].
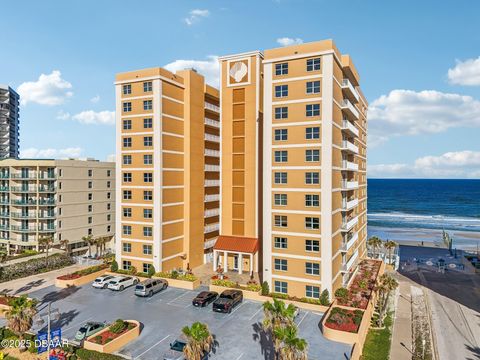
[135, 278, 168, 297]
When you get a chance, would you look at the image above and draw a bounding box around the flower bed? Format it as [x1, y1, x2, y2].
[325, 307, 364, 333]
[84, 320, 141, 354]
[155, 271, 197, 282]
[91, 320, 137, 345]
[56, 265, 108, 288]
[57, 264, 108, 280]
[211, 279, 261, 293]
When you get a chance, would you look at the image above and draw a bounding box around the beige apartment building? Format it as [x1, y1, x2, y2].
[0, 158, 115, 254]
[115, 68, 220, 274]
[216, 40, 368, 298]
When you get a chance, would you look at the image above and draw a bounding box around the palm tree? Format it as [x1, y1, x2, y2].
[60, 239, 70, 256]
[376, 273, 398, 327]
[384, 240, 396, 265]
[274, 324, 308, 360]
[38, 235, 54, 267]
[367, 236, 382, 259]
[263, 299, 297, 358]
[181, 322, 215, 360]
[83, 235, 96, 258]
[5, 295, 38, 340]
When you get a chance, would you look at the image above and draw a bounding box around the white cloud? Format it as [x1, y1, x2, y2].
[71, 110, 115, 125]
[276, 37, 304, 47]
[165, 55, 219, 87]
[447, 57, 480, 86]
[56, 110, 71, 120]
[21, 147, 83, 159]
[184, 9, 209, 25]
[90, 95, 100, 103]
[369, 151, 480, 179]
[17, 70, 73, 106]
[368, 89, 480, 145]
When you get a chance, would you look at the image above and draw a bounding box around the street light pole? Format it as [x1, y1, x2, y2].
[47, 302, 51, 357]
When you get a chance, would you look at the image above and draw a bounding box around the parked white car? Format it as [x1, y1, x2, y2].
[107, 276, 139, 291]
[92, 275, 116, 289]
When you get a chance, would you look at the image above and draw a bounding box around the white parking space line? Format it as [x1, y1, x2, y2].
[235, 353, 244, 360]
[134, 334, 171, 359]
[297, 311, 309, 327]
[228, 301, 248, 316]
[63, 316, 93, 333]
[249, 306, 263, 320]
[167, 290, 190, 304]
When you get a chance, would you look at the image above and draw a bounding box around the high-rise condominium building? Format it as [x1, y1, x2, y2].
[115, 68, 220, 274]
[215, 40, 368, 298]
[0, 158, 115, 254]
[0, 85, 20, 159]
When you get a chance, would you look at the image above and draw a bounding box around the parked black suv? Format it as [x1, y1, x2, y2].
[212, 289, 243, 313]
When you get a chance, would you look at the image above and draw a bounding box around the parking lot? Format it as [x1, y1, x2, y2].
[24, 282, 351, 359]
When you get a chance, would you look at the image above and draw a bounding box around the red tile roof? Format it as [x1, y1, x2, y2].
[214, 235, 259, 254]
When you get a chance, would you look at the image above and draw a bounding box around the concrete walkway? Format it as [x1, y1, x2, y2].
[391, 273, 413, 360]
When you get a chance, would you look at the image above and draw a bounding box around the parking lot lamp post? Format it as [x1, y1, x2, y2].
[35, 302, 60, 358]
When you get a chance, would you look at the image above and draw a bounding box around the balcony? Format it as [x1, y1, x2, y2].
[342, 160, 358, 171]
[341, 179, 358, 190]
[0, 187, 9, 192]
[0, 212, 9, 218]
[204, 223, 220, 234]
[345, 250, 359, 272]
[38, 186, 56, 193]
[205, 164, 220, 172]
[204, 179, 220, 187]
[0, 173, 9, 179]
[342, 198, 358, 211]
[10, 173, 37, 179]
[0, 199, 10, 205]
[204, 102, 220, 113]
[342, 215, 358, 231]
[204, 208, 220, 218]
[204, 194, 220, 202]
[11, 186, 37, 193]
[341, 79, 359, 102]
[204, 237, 218, 250]
[204, 134, 220, 143]
[204, 118, 220, 128]
[10, 225, 56, 232]
[342, 140, 359, 154]
[204, 149, 220, 157]
[39, 173, 56, 180]
[0, 224, 9, 231]
[342, 119, 359, 137]
[11, 213, 37, 219]
[340, 99, 359, 120]
[38, 199, 56, 206]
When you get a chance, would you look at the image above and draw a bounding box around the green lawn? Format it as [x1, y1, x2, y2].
[361, 312, 393, 360]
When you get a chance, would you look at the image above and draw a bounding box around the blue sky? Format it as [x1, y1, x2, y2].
[1, 0, 480, 178]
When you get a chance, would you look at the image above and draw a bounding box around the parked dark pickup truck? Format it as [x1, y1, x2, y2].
[212, 289, 243, 313]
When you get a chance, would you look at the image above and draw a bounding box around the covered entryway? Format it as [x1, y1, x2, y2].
[212, 235, 259, 276]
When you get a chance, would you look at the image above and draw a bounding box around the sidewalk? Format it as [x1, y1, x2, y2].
[390, 273, 413, 360]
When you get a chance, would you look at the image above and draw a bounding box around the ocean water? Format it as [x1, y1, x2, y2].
[367, 179, 480, 248]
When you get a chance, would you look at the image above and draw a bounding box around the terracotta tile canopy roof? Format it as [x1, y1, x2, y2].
[213, 235, 259, 254]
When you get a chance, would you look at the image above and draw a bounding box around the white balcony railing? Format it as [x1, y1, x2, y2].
[342, 198, 358, 211]
[204, 237, 218, 249]
[204, 149, 220, 157]
[205, 194, 220, 202]
[204, 134, 220, 143]
[205, 102, 220, 113]
[341, 119, 359, 137]
[204, 223, 220, 233]
[341, 180, 358, 190]
[342, 140, 359, 154]
[340, 99, 359, 120]
[342, 160, 359, 171]
[342, 215, 358, 231]
[204, 208, 220, 218]
[205, 164, 220, 172]
[341, 79, 360, 102]
[346, 249, 359, 271]
[346, 232, 358, 251]
[204, 179, 220, 187]
[205, 118, 220, 128]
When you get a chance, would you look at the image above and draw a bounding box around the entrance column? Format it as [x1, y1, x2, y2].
[213, 250, 217, 271]
[238, 253, 243, 275]
[224, 251, 228, 271]
[250, 253, 253, 274]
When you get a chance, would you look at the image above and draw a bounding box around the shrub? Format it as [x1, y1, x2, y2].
[109, 319, 128, 334]
[299, 297, 322, 305]
[270, 292, 289, 299]
[319, 289, 330, 306]
[170, 270, 179, 279]
[129, 266, 137, 275]
[155, 271, 197, 282]
[261, 281, 269, 296]
[334, 287, 349, 303]
[75, 348, 124, 360]
[110, 260, 118, 272]
[246, 284, 261, 292]
[147, 265, 156, 277]
[212, 279, 237, 288]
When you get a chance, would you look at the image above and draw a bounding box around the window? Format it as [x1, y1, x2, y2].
[306, 104, 320, 117]
[305, 149, 320, 162]
[274, 194, 287, 206]
[305, 194, 320, 207]
[305, 172, 319, 184]
[107, 225, 111, 232]
[274, 150, 288, 163]
[88, 193, 93, 201]
[143, 173, 153, 183]
[274, 172, 287, 184]
[58, 195, 62, 202]
[274, 281, 288, 294]
[123, 119, 132, 130]
[274, 258, 288, 271]
[307, 58, 321, 71]
[143, 226, 152, 237]
[275, 85, 288, 98]
[107, 192, 111, 199]
[274, 237, 287, 249]
[107, 214, 111, 221]
[274, 129, 288, 141]
[143, 100, 153, 110]
[144, 136, 153, 146]
[123, 102, 132, 112]
[122, 84, 131, 95]
[123, 137, 132, 148]
[123, 208, 132, 217]
[275, 63, 288, 75]
[122, 261, 132, 271]
[306, 81, 320, 94]
[123, 173, 132, 183]
[144, 118, 152, 129]
[143, 208, 152, 219]
[306, 127, 320, 139]
[107, 181, 111, 188]
[143, 81, 153, 92]
[275, 107, 288, 119]
[305, 217, 320, 230]
[143, 154, 153, 165]
[123, 190, 132, 200]
[87, 216, 92, 225]
[88, 181, 93, 189]
[123, 155, 132, 165]
[306, 285, 320, 299]
[107, 170, 111, 177]
[143, 263, 152, 273]
[144, 191, 153, 201]
[306, 262, 320, 275]
[88, 228, 93, 235]
[274, 215, 288, 227]
[107, 203, 111, 210]
[143, 244, 152, 255]
[123, 225, 132, 235]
